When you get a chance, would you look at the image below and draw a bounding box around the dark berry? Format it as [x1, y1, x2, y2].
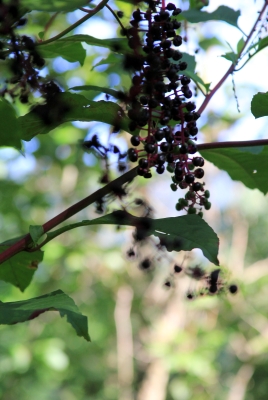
[181, 76, 191, 85]
[137, 167, 145, 176]
[166, 3, 176, 10]
[179, 62, 188, 71]
[193, 182, 202, 191]
[173, 8, 182, 16]
[139, 158, 148, 168]
[144, 171, 152, 179]
[173, 36, 182, 47]
[185, 174, 195, 184]
[144, 143, 155, 154]
[128, 148, 138, 162]
[117, 11, 124, 18]
[180, 144, 188, 154]
[157, 154, 166, 165]
[229, 284, 238, 294]
[192, 157, 204, 167]
[160, 142, 170, 152]
[130, 136, 141, 146]
[174, 265, 182, 273]
[194, 168, 204, 179]
[156, 165, 165, 174]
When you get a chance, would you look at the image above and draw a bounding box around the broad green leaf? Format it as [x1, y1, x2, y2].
[45, 211, 219, 265]
[91, 53, 123, 70]
[18, 93, 138, 141]
[0, 289, 90, 341]
[221, 52, 238, 64]
[20, 0, 88, 12]
[189, 0, 209, 10]
[69, 85, 124, 99]
[181, 6, 241, 29]
[251, 92, 268, 118]
[257, 36, 268, 52]
[59, 34, 129, 54]
[29, 225, 44, 246]
[200, 146, 268, 194]
[180, 53, 196, 73]
[39, 40, 86, 66]
[0, 246, 43, 291]
[0, 99, 21, 148]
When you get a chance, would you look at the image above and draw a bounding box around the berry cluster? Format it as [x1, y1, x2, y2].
[125, 0, 210, 214]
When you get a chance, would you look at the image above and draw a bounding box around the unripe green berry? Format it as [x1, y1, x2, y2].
[204, 201, 211, 210]
[167, 164, 174, 173]
[204, 190, 210, 198]
[198, 211, 203, 218]
[170, 183, 177, 191]
[188, 163, 194, 170]
[175, 203, 184, 211]
[179, 198, 188, 207]
[188, 207, 196, 214]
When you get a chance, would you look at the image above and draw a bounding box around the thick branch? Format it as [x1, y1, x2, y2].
[198, 138, 268, 150]
[198, 1, 268, 115]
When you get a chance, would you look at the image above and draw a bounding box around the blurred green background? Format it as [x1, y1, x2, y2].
[1, 0, 268, 399]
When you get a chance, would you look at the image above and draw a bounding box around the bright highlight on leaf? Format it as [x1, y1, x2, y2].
[0, 290, 91, 341]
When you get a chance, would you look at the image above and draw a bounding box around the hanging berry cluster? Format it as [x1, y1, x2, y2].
[125, 0, 211, 215]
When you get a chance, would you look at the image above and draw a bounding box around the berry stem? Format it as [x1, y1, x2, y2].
[198, 0, 268, 115]
[0, 167, 138, 265]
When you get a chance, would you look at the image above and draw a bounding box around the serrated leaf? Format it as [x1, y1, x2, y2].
[69, 85, 123, 99]
[0, 289, 90, 341]
[39, 40, 86, 66]
[181, 6, 241, 29]
[221, 52, 238, 64]
[58, 34, 129, 54]
[251, 92, 268, 118]
[45, 211, 219, 265]
[200, 146, 268, 194]
[29, 225, 44, 245]
[0, 99, 21, 148]
[20, 0, 88, 12]
[18, 93, 138, 141]
[0, 246, 43, 291]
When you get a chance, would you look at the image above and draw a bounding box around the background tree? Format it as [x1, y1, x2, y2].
[0, 0, 268, 399]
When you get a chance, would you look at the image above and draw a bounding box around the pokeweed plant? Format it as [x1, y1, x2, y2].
[0, 0, 267, 341]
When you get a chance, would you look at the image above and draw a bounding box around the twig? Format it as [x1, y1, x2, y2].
[36, 0, 109, 46]
[198, 1, 268, 115]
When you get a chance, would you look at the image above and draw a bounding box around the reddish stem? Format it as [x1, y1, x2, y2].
[198, 0, 268, 115]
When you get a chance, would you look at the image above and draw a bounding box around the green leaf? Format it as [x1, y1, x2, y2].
[91, 53, 123, 70]
[199, 37, 223, 51]
[181, 6, 241, 29]
[251, 92, 268, 118]
[184, 70, 211, 94]
[20, 0, 88, 12]
[237, 37, 245, 53]
[200, 146, 268, 194]
[58, 34, 129, 54]
[0, 246, 43, 291]
[180, 53, 196, 73]
[221, 51, 238, 64]
[39, 40, 86, 66]
[0, 99, 21, 148]
[19, 93, 138, 141]
[257, 36, 268, 52]
[69, 85, 123, 99]
[29, 225, 44, 246]
[45, 211, 219, 265]
[0, 289, 90, 341]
